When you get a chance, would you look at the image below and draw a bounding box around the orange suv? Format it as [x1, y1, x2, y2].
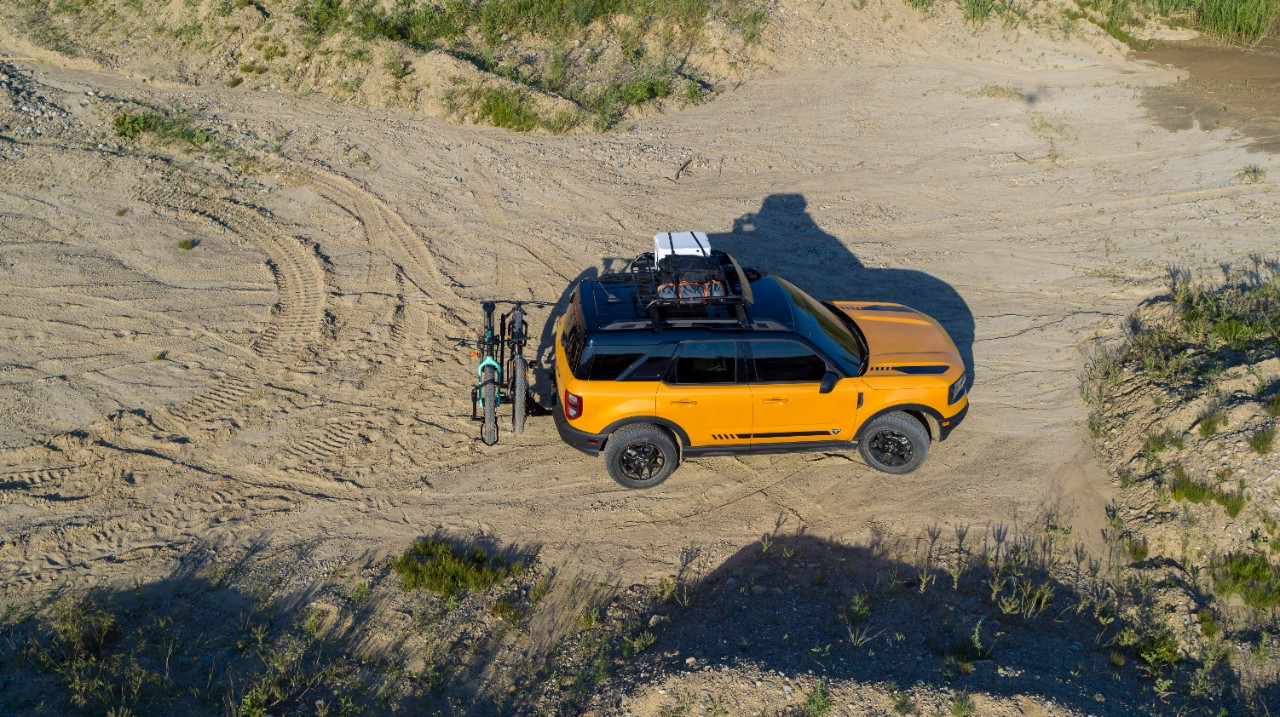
[553, 234, 968, 488]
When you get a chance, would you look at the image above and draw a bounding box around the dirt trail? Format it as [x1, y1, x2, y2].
[2, 8, 1279, 602]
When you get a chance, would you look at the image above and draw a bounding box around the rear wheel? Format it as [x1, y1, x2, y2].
[481, 365, 498, 445]
[857, 412, 929, 474]
[603, 424, 679, 489]
[512, 355, 527, 434]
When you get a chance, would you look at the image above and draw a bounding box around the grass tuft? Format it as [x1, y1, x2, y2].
[391, 537, 522, 595]
[802, 680, 834, 717]
[1212, 552, 1280, 609]
[1198, 409, 1227, 438]
[1240, 163, 1267, 183]
[1248, 425, 1275, 454]
[1169, 471, 1247, 518]
[1143, 429, 1183, 458]
[1266, 392, 1280, 418]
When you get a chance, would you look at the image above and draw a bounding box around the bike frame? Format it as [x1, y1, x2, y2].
[464, 300, 546, 421]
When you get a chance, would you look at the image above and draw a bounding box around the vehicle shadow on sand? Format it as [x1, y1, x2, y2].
[709, 194, 975, 384]
[5, 527, 1262, 715]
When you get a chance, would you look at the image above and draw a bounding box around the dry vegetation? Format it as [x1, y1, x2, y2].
[2, 0, 772, 131]
[1081, 258, 1280, 712]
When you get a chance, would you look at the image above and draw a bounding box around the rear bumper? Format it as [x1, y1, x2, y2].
[939, 402, 968, 441]
[553, 406, 606, 456]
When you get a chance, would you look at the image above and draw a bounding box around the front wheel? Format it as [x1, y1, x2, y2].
[857, 412, 929, 474]
[512, 355, 527, 435]
[603, 424, 679, 489]
[481, 365, 498, 445]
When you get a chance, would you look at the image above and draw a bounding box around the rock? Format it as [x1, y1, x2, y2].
[751, 584, 767, 596]
[685, 657, 697, 666]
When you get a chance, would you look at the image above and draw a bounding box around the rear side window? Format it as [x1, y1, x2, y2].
[672, 341, 738, 384]
[751, 340, 828, 383]
[562, 288, 587, 379]
[622, 343, 676, 381]
[586, 346, 646, 381]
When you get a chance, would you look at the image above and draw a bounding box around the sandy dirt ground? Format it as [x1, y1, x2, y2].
[2, 2, 1278, 616]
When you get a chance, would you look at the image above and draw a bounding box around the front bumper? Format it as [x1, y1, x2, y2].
[553, 405, 606, 456]
[938, 402, 968, 441]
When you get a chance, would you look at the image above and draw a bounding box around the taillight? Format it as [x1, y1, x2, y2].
[564, 390, 582, 420]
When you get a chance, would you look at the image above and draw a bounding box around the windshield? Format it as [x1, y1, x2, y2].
[775, 277, 866, 375]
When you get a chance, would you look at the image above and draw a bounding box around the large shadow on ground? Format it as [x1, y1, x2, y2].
[709, 195, 975, 383]
[2, 529, 1267, 715]
[622, 530, 1266, 715]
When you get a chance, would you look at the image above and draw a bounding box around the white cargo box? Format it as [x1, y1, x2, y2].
[654, 232, 711, 262]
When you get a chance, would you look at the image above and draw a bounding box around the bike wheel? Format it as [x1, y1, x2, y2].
[482, 365, 498, 445]
[512, 355, 527, 434]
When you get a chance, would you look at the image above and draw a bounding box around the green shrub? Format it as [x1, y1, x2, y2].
[113, 112, 159, 140]
[1169, 472, 1246, 517]
[391, 537, 522, 595]
[114, 110, 214, 149]
[177, 239, 196, 251]
[802, 680, 833, 717]
[1249, 425, 1276, 454]
[1198, 409, 1227, 438]
[475, 87, 539, 131]
[1136, 628, 1181, 669]
[1212, 552, 1280, 609]
[1123, 534, 1150, 562]
[1197, 608, 1221, 639]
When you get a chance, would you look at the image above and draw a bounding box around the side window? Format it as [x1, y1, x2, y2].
[587, 346, 647, 381]
[672, 341, 738, 384]
[751, 340, 828, 383]
[622, 344, 676, 381]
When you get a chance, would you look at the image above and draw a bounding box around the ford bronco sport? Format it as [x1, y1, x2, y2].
[553, 233, 968, 488]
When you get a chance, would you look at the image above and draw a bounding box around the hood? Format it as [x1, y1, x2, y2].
[829, 301, 962, 372]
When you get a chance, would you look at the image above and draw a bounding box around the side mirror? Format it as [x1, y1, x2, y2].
[819, 371, 839, 394]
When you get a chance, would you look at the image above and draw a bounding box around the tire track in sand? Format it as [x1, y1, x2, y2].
[134, 184, 329, 426]
[266, 168, 469, 472]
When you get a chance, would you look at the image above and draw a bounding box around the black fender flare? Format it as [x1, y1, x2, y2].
[856, 404, 944, 442]
[598, 416, 691, 449]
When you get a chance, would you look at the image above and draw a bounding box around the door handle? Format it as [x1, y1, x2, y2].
[762, 398, 788, 404]
[670, 400, 697, 406]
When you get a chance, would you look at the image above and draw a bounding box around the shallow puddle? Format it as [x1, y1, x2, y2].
[1140, 38, 1280, 154]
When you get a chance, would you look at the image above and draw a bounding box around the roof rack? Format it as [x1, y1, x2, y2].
[598, 246, 753, 332]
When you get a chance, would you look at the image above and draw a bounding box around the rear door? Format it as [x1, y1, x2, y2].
[655, 340, 753, 447]
[747, 339, 858, 444]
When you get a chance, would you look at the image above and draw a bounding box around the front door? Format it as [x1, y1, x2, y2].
[655, 340, 753, 447]
[748, 339, 858, 444]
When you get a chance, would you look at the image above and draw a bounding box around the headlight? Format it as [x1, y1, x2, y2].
[948, 376, 967, 405]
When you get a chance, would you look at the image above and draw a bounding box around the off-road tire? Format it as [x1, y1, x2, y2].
[481, 365, 498, 445]
[603, 424, 679, 489]
[857, 412, 929, 474]
[512, 355, 527, 435]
